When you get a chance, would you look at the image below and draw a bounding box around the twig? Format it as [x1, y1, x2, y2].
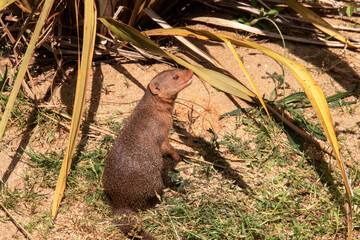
[39, 112, 71, 130]
[24, 70, 36, 100]
[0, 202, 35, 240]
[169, 137, 203, 152]
[0, 13, 15, 44]
[182, 154, 246, 174]
[39, 110, 117, 136]
[332, 25, 360, 33]
[225, 157, 256, 162]
[113, 6, 125, 19]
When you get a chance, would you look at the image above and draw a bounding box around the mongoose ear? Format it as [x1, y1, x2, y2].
[149, 81, 161, 95]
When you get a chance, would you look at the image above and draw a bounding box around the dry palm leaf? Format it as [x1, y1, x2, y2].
[0, 0, 55, 139]
[52, 0, 97, 219]
[282, 0, 358, 49]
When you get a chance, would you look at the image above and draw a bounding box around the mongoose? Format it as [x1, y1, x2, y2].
[102, 69, 193, 239]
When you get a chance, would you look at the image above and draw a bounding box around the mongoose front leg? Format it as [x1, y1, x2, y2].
[161, 140, 181, 162]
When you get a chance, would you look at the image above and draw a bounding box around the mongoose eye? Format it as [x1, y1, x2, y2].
[173, 75, 179, 80]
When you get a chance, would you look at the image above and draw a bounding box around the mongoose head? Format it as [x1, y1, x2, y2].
[149, 69, 193, 100]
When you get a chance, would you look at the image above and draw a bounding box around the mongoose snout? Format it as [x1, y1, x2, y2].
[102, 69, 193, 239]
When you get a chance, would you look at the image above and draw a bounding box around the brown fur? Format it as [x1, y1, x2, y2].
[102, 69, 193, 239]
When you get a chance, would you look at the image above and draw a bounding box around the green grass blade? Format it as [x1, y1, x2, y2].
[52, 0, 97, 219]
[0, 0, 55, 140]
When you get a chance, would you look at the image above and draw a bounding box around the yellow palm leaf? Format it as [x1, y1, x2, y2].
[282, 0, 357, 49]
[0, 0, 55, 140]
[220, 37, 271, 119]
[52, 0, 97, 219]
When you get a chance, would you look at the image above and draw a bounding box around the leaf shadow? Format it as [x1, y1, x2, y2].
[0, 108, 38, 189]
[173, 123, 253, 194]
